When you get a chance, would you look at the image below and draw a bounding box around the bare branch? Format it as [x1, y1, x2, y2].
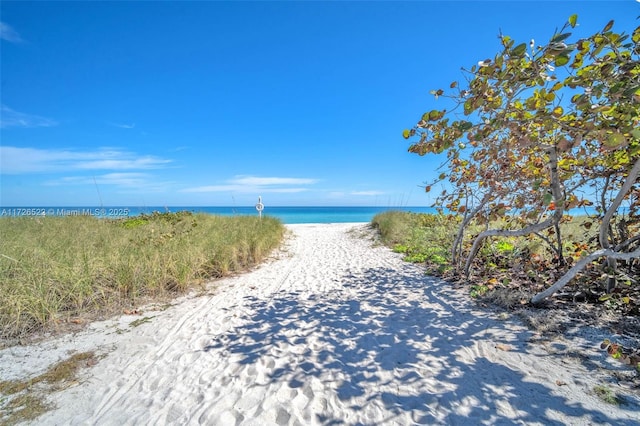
[464, 145, 565, 277]
[598, 158, 640, 292]
[453, 193, 490, 266]
[531, 246, 640, 304]
[615, 234, 640, 252]
[599, 158, 640, 250]
[464, 216, 556, 277]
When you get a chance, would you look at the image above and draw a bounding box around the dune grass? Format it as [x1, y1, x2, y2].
[0, 211, 285, 340]
[372, 210, 458, 274]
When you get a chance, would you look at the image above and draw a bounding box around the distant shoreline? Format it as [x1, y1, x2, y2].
[0, 206, 439, 224]
[0, 204, 613, 225]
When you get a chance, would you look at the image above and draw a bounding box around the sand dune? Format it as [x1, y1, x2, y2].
[2, 223, 638, 425]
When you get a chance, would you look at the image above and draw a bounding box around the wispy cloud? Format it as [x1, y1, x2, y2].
[184, 185, 309, 193]
[328, 190, 385, 198]
[351, 190, 384, 196]
[74, 156, 170, 170]
[183, 175, 319, 193]
[46, 172, 175, 193]
[52, 173, 150, 186]
[0, 146, 172, 174]
[0, 105, 57, 128]
[232, 176, 318, 186]
[0, 22, 24, 43]
[108, 122, 136, 129]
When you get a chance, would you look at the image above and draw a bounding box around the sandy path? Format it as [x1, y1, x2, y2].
[2, 223, 639, 425]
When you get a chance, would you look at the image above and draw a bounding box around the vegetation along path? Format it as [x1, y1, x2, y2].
[1, 223, 639, 425]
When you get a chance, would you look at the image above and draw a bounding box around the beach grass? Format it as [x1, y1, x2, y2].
[0, 212, 285, 340]
[593, 384, 622, 405]
[372, 211, 458, 273]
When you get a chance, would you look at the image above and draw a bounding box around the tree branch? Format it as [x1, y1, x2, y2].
[599, 157, 640, 250]
[453, 193, 490, 267]
[464, 216, 556, 277]
[463, 144, 566, 277]
[598, 157, 640, 292]
[531, 246, 640, 304]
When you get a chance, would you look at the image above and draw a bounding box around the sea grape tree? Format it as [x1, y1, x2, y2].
[403, 15, 639, 302]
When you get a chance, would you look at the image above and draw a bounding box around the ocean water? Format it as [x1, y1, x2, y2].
[0, 206, 438, 224]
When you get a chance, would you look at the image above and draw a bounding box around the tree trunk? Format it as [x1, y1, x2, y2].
[463, 145, 565, 278]
[531, 158, 640, 303]
[452, 194, 489, 268]
[598, 158, 640, 292]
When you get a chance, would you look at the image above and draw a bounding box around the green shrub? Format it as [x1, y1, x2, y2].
[392, 244, 409, 254]
[495, 240, 515, 253]
[372, 211, 456, 272]
[470, 284, 489, 298]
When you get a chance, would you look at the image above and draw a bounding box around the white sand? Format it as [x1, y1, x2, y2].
[2, 223, 639, 425]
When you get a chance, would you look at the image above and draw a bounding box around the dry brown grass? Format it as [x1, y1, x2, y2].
[0, 352, 98, 425]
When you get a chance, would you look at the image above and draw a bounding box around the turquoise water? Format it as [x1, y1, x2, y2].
[131, 206, 439, 224]
[238, 206, 437, 224]
[1, 206, 438, 224]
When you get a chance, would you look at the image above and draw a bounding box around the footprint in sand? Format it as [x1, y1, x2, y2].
[215, 409, 244, 425]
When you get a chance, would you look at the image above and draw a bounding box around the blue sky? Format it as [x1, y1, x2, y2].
[1, 1, 638, 207]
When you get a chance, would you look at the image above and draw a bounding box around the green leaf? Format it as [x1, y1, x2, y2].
[555, 54, 570, 67]
[459, 121, 473, 131]
[571, 93, 584, 104]
[402, 129, 411, 139]
[543, 193, 553, 205]
[603, 20, 614, 32]
[463, 99, 473, 115]
[604, 132, 626, 149]
[568, 14, 578, 28]
[551, 32, 572, 43]
[429, 110, 439, 121]
[599, 294, 612, 302]
[631, 129, 640, 140]
[623, 85, 640, 98]
[511, 43, 527, 57]
[423, 110, 444, 121]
